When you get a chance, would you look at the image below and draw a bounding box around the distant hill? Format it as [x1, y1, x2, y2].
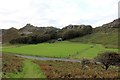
[93, 18, 120, 33]
[70, 18, 120, 48]
[2, 24, 60, 43]
[1, 18, 119, 47]
[2, 27, 20, 43]
[62, 24, 92, 29]
[19, 24, 59, 35]
[2, 24, 92, 43]
[19, 24, 60, 35]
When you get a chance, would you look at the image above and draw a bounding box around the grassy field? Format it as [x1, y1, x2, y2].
[3, 41, 118, 59]
[8, 60, 46, 78]
[2, 54, 46, 78]
[70, 32, 118, 48]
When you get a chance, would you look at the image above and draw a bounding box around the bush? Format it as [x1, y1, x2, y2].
[95, 51, 120, 70]
[81, 59, 90, 68]
[10, 34, 51, 44]
[62, 25, 93, 40]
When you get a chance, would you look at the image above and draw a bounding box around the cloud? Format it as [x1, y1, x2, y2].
[0, 0, 119, 29]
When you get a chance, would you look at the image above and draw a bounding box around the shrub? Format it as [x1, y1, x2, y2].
[95, 51, 120, 70]
[81, 59, 90, 68]
[10, 34, 51, 44]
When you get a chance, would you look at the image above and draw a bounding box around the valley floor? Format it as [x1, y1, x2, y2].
[2, 41, 118, 59]
[2, 41, 119, 78]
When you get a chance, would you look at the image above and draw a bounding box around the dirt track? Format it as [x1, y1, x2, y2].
[16, 54, 81, 63]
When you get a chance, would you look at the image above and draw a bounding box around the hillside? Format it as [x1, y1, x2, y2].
[0, 29, 2, 42]
[70, 32, 118, 48]
[2, 24, 60, 43]
[1, 18, 119, 47]
[19, 24, 60, 35]
[70, 18, 120, 48]
[2, 24, 92, 44]
[2, 27, 21, 43]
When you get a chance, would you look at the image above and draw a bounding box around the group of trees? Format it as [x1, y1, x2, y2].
[10, 34, 52, 44]
[62, 25, 92, 40]
[10, 27, 60, 44]
[9, 25, 93, 44]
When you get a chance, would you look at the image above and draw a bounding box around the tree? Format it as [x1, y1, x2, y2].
[95, 51, 120, 70]
[9, 34, 51, 44]
[62, 30, 79, 40]
[61, 25, 93, 40]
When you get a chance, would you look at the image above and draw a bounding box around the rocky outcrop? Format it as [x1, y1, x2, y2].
[19, 24, 60, 35]
[2, 18, 120, 43]
[102, 18, 120, 28]
[62, 24, 92, 30]
[94, 18, 120, 33]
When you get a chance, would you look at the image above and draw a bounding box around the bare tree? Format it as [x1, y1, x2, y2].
[95, 51, 120, 70]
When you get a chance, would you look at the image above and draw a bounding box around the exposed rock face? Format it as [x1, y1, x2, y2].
[62, 24, 93, 35]
[62, 24, 92, 30]
[19, 24, 60, 35]
[19, 24, 36, 32]
[2, 24, 60, 43]
[102, 18, 120, 28]
[94, 18, 120, 33]
[1, 18, 120, 43]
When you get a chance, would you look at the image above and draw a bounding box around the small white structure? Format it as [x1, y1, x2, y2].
[57, 38, 62, 41]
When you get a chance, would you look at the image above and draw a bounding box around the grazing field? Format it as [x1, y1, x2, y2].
[70, 32, 118, 48]
[3, 41, 118, 59]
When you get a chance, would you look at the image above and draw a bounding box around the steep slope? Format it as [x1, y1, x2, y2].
[2, 24, 60, 43]
[2, 27, 21, 43]
[70, 18, 119, 48]
[19, 24, 60, 35]
[2, 18, 119, 46]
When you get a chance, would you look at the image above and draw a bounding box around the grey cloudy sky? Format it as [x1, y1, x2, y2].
[0, 0, 119, 29]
